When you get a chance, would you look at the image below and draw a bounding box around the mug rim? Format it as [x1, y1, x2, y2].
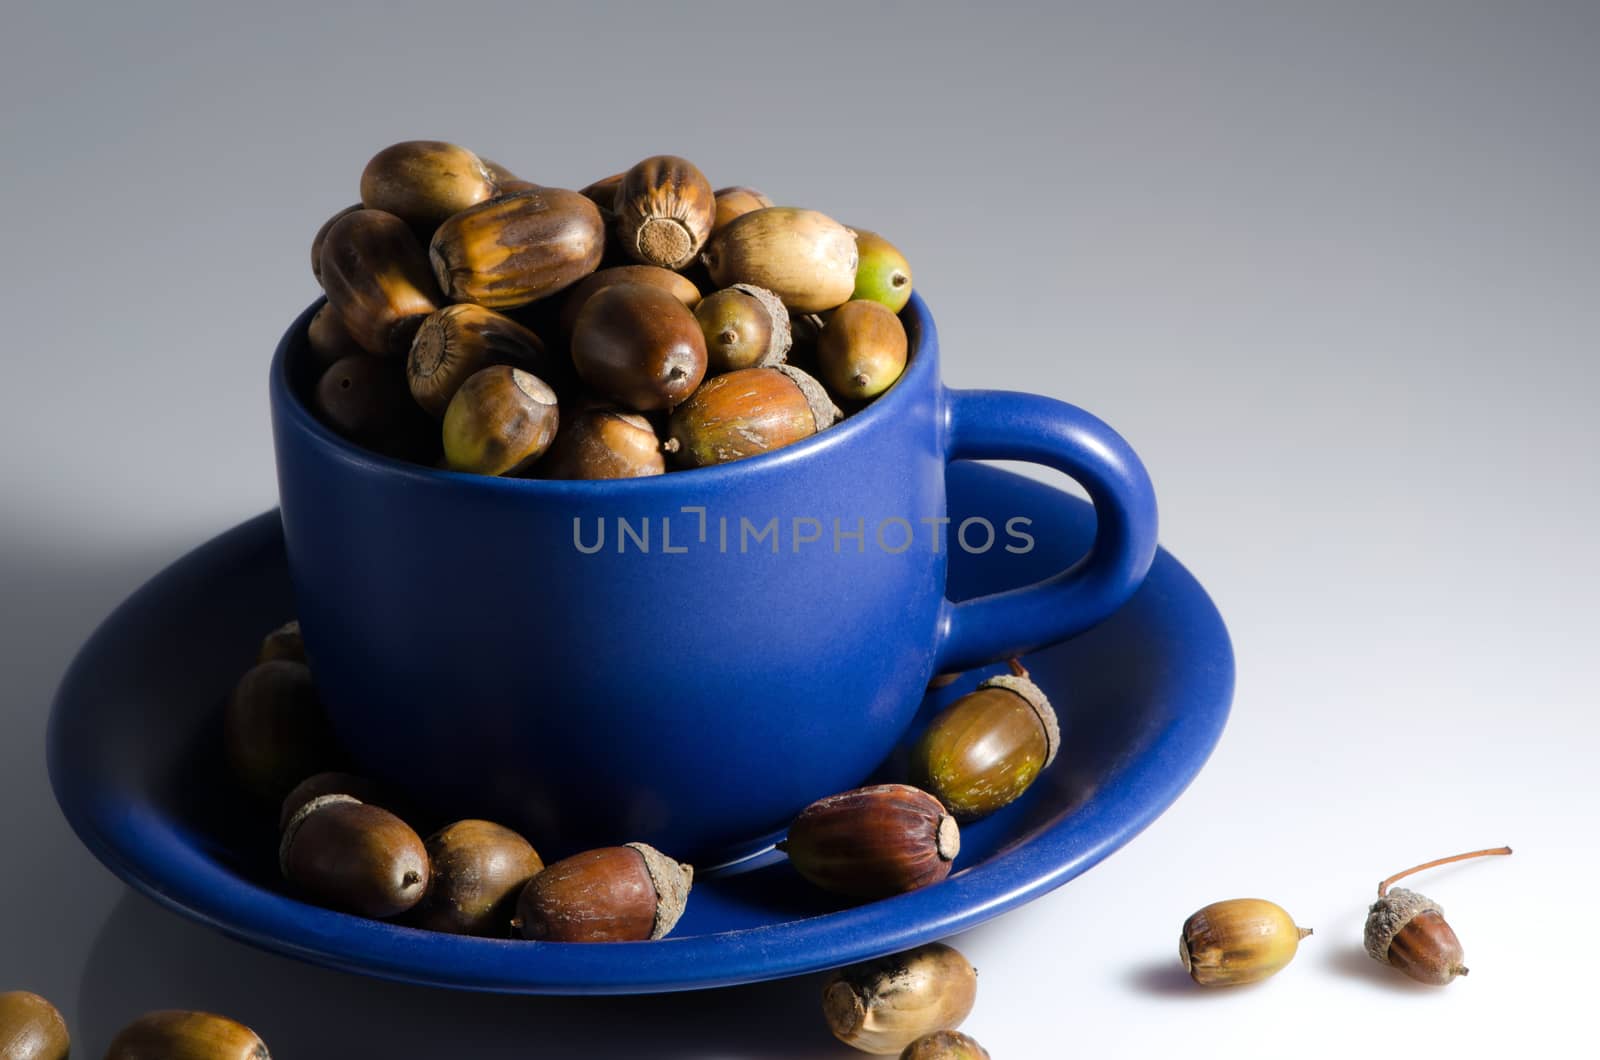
[272, 291, 938, 494]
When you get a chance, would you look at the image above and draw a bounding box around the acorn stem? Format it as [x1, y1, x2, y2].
[1377, 846, 1512, 897]
[1007, 658, 1029, 679]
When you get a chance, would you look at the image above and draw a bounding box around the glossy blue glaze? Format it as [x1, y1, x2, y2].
[47, 465, 1232, 995]
[268, 294, 1159, 859]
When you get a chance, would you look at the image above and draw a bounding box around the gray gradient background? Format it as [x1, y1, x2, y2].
[2, 1, 1594, 1056]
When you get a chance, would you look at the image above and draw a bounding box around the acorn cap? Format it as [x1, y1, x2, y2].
[730, 283, 792, 366]
[626, 841, 694, 940]
[1364, 886, 1442, 964]
[775, 364, 841, 431]
[279, 793, 362, 877]
[979, 673, 1059, 768]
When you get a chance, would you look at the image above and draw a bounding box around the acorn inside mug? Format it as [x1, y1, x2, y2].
[270, 293, 1158, 861]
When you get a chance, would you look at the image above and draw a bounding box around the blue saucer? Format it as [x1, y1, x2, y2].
[48, 463, 1232, 995]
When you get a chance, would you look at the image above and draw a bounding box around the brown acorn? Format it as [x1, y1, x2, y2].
[313, 354, 434, 459]
[1180, 899, 1311, 986]
[901, 1031, 991, 1060]
[818, 299, 909, 401]
[224, 660, 341, 804]
[310, 202, 361, 286]
[280, 794, 430, 918]
[614, 155, 715, 270]
[320, 209, 443, 357]
[571, 283, 707, 411]
[0, 991, 70, 1060]
[822, 943, 978, 1054]
[579, 172, 625, 212]
[408, 304, 551, 418]
[306, 304, 363, 367]
[712, 186, 775, 234]
[411, 820, 545, 936]
[780, 783, 960, 900]
[105, 1010, 270, 1060]
[910, 660, 1059, 821]
[539, 406, 665, 479]
[1364, 846, 1512, 985]
[256, 619, 305, 665]
[441, 365, 560, 476]
[360, 140, 496, 234]
[703, 207, 858, 313]
[665, 365, 839, 469]
[695, 284, 792, 373]
[558, 265, 702, 337]
[515, 843, 693, 942]
[278, 771, 389, 831]
[429, 188, 606, 309]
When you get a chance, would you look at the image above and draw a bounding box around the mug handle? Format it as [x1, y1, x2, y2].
[934, 388, 1160, 673]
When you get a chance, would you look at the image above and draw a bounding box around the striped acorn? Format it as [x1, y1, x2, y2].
[319, 208, 442, 356]
[910, 662, 1059, 821]
[429, 188, 605, 309]
[104, 1010, 270, 1060]
[780, 784, 960, 900]
[664, 365, 838, 469]
[360, 140, 496, 234]
[613, 155, 715, 270]
[408, 304, 551, 418]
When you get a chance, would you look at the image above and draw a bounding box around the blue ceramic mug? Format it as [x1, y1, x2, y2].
[270, 293, 1158, 861]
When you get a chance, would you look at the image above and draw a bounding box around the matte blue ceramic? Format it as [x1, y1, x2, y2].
[48, 464, 1232, 994]
[269, 293, 1159, 859]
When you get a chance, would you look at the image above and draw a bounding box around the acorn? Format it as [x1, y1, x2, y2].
[0, 991, 70, 1060]
[712, 186, 775, 234]
[901, 1031, 991, 1060]
[1364, 846, 1512, 985]
[1179, 899, 1312, 986]
[408, 303, 551, 418]
[910, 660, 1058, 821]
[278, 771, 389, 831]
[780, 784, 960, 900]
[695, 284, 792, 373]
[579, 172, 625, 212]
[411, 820, 546, 936]
[613, 155, 715, 270]
[310, 202, 361, 285]
[664, 365, 839, 469]
[822, 943, 978, 1055]
[104, 1010, 270, 1060]
[429, 187, 606, 309]
[441, 365, 560, 476]
[313, 354, 434, 459]
[256, 619, 305, 665]
[280, 794, 430, 918]
[319, 208, 442, 357]
[558, 264, 702, 337]
[515, 843, 693, 942]
[224, 660, 341, 805]
[817, 299, 909, 401]
[852, 230, 914, 313]
[539, 406, 665, 479]
[306, 304, 363, 367]
[571, 283, 707, 412]
[703, 207, 858, 313]
[360, 140, 496, 235]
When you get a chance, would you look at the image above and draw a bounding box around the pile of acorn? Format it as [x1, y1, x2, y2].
[306, 142, 916, 477]
[231, 624, 1064, 957]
